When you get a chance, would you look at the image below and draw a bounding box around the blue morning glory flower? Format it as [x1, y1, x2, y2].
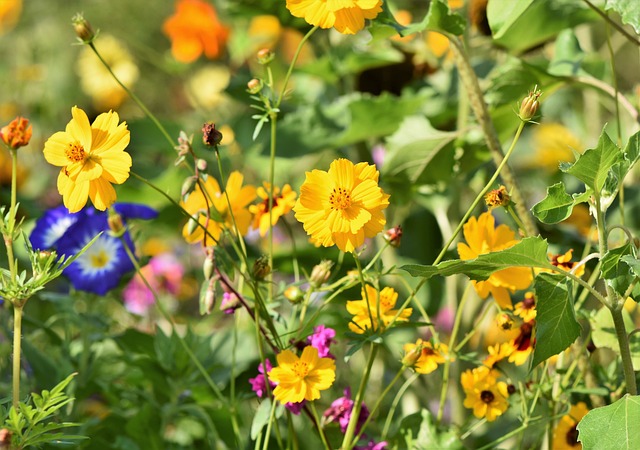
[29, 203, 157, 295]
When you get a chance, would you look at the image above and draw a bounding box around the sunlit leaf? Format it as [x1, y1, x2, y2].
[577, 395, 640, 449]
[605, 0, 640, 33]
[531, 182, 576, 224]
[601, 244, 636, 297]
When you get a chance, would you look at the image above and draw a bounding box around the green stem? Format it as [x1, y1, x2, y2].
[89, 42, 175, 148]
[433, 120, 527, 265]
[611, 307, 638, 395]
[341, 344, 379, 450]
[12, 304, 23, 409]
[582, 0, 640, 47]
[381, 373, 419, 440]
[275, 26, 318, 108]
[310, 403, 332, 450]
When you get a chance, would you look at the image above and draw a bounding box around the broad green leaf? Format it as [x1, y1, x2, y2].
[547, 30, 590, 77]
[531, 273, 581, 368]
[621, 255, 640, 278]
[398, 0, 465, 36]
[601, 244, 636, 296]
[605, 0, 640, 33]
[402, 237, 553, 281]
[577, 395, 640, 449]
[590, 306, 640, 370]
[608, 131, 640, 196]
[251, 399, 272, 440]
[396, 409, 464, 449]
[531, 182, 575, 224]
[487, 0, 534, 39]
[562, 128, 624, 194]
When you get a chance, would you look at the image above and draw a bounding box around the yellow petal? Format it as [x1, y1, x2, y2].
[89, 177, 116, 211]
[67, 106, 93, 150]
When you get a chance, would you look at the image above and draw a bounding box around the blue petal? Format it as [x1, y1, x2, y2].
[30, 205, 84, 250]
[113, 203, 158, 220]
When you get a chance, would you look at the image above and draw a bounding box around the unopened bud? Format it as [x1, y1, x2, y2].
[196, 158, 207, 172]
[253, 255, 271, 281]
[257, 48, 274, 65]
[202, 122, 223, 147]
[485, 185, 510, 209]
[203, 250, 215, 280]
[181, 177, 196, 197]
[220, 291, 241, 314]
[384, 225, 403, 247]
[247, 78, 263, 94]
[402, 340, 424, 368]
[310, 260, 333, 288]
[107, 212, 125, 236]
[72, 13, 95, 43]
[496, 313, 514, 331]
[175, 131, 192, 156]
[199, 278, 216, 315]
[187, 214, 200, 236]
[518, 86, 542, 122]
[1, 117, 32, 150]
[284, 285, 304, 304]
[507, 384, 516, 395]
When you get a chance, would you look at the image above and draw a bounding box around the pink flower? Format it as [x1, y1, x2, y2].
[308, 325, 336, 358]
[323, 388, 369, 434]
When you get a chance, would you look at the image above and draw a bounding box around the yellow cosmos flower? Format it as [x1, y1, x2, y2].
[530, 123, 583, 172]
[249, 183, 297, 237]
[286, 0, 383, 35]
[294, 158, 389, 253]
[461, 366, 510, 422]
[552, 402, 589, 450]
[43, 106, 132, 213]
[514, 292, 537, 323]
[346, 285, 412, 334]
[268, 346, 336, 404]
[484, 342, 515, 368]
[403, 339, 449, 374]
[548, 249, 585, 278]
[457, 212, 532, 309]
[181, 172, 256, 245]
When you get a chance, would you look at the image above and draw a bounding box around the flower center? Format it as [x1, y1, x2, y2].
[480, 390, 495, 404]
[329, 187, 351, 210]
[292, 361, 310, 378]
[66, 141, 86, 163]
[565, 425, 579, 446]
[90, 250, 110, 268]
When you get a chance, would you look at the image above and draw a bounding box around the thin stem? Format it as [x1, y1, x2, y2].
[341, 344, 379, 450]
[381, 373, 419, 440]
[570, 75, 639, 123]
[310, 403, 332, 450]
[582, 0, 640, 48]
[12, 304, 23, 409]
[275, 26, 318, 108]
[611, 307, 638, 395]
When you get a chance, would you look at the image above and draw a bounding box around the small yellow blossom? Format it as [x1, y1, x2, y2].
[484, 342, 515, 368]
[457, 212, 532, 309]
[294, 158, 390, 253]
[286, 0, 383, 35]
[548, 249, 585, 278]
[346, 285, 412, 334]
[552, 402, 589, 450]
[514, 292, 537, 323]
[507, 321, 535, 366]
[268, 346, 336, 404]
[249, 183, 297, 237]
[461, 366, 510, 422]
[403, 339, 449, 374]
[43, 106, 131, 212]
[530, 123, 582, 172]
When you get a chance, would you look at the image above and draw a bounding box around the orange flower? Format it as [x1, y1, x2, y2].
[163, 0, 229, 63]
[1, 116, 32, 149]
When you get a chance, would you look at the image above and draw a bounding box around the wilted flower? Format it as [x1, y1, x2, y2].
[485, 186, 510, 209]
[202, 122, 223, 147]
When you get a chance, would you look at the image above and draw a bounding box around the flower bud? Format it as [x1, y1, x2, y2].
[384, 225, 403, 247]
[402, 341, 424, 368]
[253, 255, 271, 281]
[187, 214, 200, 236]
[518, 86, 542, 122]
[202, 122, 223, 147]
[196, 158, 207, 172]
[203, 251, 215, 280]
[72, 13, 95, 43]
[107, 212, 125, 237]
[181, 176, 196, 197]
[199, 278, 216, 315]
[484, 185, 510, 209]
[247, 78, 263, 94]
[1, 117, 32, 150]
[175, 131, 192, 156]
[257, 48, 274, 65]
[496, 313, 514, 331]
[284, 285, 304, 304]
[310, 260, 333, 288]
[220, 291, 241, 314]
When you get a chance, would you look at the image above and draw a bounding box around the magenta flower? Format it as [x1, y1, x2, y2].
[356, 440, 388, 450]
[308, 325, 336, 358]
[323, 388, 369, 434]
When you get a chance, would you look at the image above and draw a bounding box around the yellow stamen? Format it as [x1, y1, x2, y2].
[66, 142, 86, 162]
[329, 187, 351, 210]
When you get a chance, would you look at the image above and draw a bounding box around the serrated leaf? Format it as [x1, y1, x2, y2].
[531, 182, 576, 224]
[562, 128, 624, 194]
[621, 255, 640, 278]
[605, 0, 640, 33]
[531, 273, 581, 368]
[601, 244, 636, 296]
[577, 395, 640, 449]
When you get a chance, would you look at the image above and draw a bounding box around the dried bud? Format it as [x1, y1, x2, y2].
[518, 86, 542, 122]
[484, 185, 510, 209]
[196, 158, 207, 172]
[284, 285, 304, 304]
[220, 292, 241, 314]
[72, 13, 95, 43]
[384, 225, 403, 247]
[247, 78, 263, 94]
[402, 341, 424, 368]
[0, 428, 11, 449]
[1, 116, 32, 150]
[107, 212, 125, 236]
[496, 313, 514, 331]
[257, 48, 274, 65]
[310, 260, 333, 288]
[253, 255, 271, 281]
[507, 384, 516, 395]
[202, 122, 223, 147]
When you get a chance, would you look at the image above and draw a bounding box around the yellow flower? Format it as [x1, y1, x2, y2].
[294, 158, 389, 253]
[457, 212, 533, 309]
[530, 123, 583, 172]
[286, 0, 383, 35]
[548, 249, 585, 278]
[346, 285, 412, 334]
[514, 292, 537, 323]
[484, 342, 515, 368]
[77, 34, 139, 110]
[268, 346, 336, 404]
[181, 172, 256, 245]
[507, 321, 535, 366]
[0, 0, 21, 35]
[403, 339, 449, 374]
[43, 106, 131, 212]
[249, 183, 297, 237]
[461, 366, 510, 422]
[552, 402, 589, 450]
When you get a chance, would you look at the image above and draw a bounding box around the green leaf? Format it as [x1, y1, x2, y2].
[402, 237, 553, 281]
[396, 409, 464, 449]
[605, 0, 640, 34]
[577, 395, 640, 449]
[251, 399, 272, 440]
[531, 182, 576, 224]
[531, 273, 581, 368]
[562, 127, 624, 194]
[601, 244, 636, 296]
[547, 29, 590, 77]
[398, 0, 465, 36]
[621, 255, 640, 278]
[591, 307, 640, 370]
